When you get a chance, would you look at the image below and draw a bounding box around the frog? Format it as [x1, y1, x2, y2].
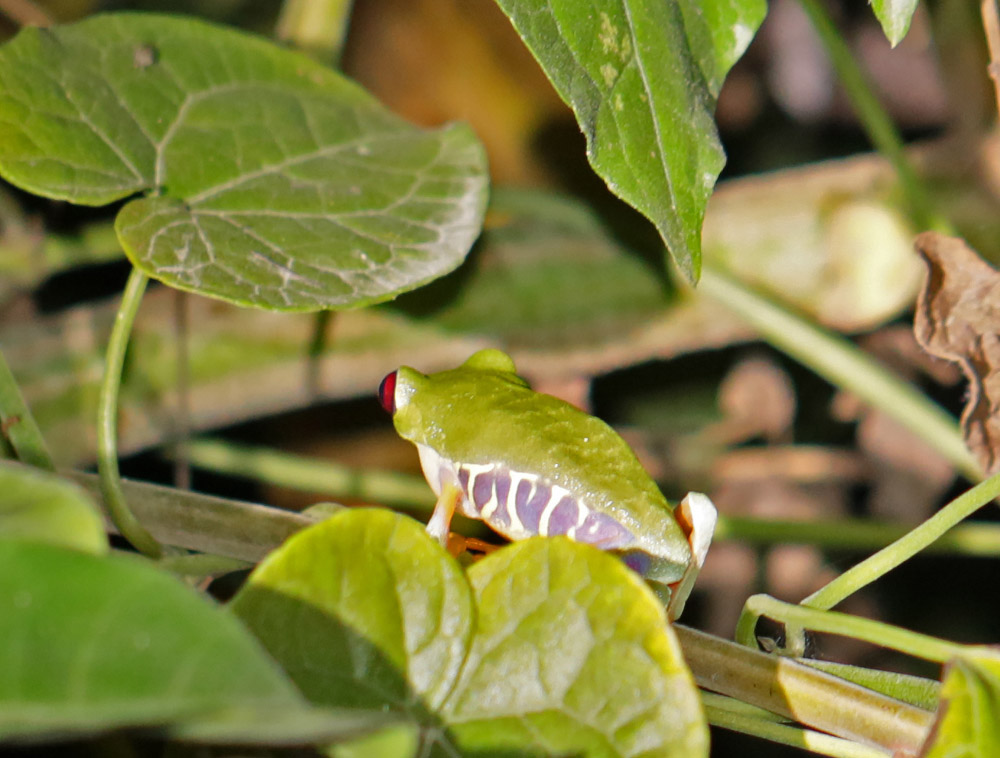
[378, 348, 716, 619]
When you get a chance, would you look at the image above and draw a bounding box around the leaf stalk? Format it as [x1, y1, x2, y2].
[796, 0, 951, 233]
[735, 594, 965, 663]
[97, 268, 162, 558]
[698, 265, 981, 481]
[677, 625, 932, 755]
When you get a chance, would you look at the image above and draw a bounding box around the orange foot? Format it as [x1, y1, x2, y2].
[446, 533, 502, 558]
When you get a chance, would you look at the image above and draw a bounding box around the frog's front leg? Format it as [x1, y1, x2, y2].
[416, 442, 473, 554]
[426, 481, 463, 547]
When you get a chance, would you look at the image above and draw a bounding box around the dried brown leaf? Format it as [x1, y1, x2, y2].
[914, 232, 1000, 474]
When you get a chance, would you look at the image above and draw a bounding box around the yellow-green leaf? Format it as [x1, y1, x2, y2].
[0, 461, 106, 555]
[921, 647, 1000, 757]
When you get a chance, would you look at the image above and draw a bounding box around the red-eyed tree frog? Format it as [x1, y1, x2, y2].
[379, 349, 716, 619]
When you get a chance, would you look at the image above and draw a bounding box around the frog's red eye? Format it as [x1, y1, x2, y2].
[378, 371, 397, 414]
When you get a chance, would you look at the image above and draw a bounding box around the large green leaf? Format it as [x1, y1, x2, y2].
[921, 647, 1000, 757]
[0, 540, 388, 743]
[444, 538, 708, 757]
[870, 0, 919, 47]
[231, 509, 707, 757]
[491, 0, 766, 280]
[0, 461, 107, 555]
[230, 508, 474, 716]
[0, 13, 488, 310]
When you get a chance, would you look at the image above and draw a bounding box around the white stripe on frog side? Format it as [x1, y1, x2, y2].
[464, 464, 497, 518]
[504, 473, 527, 535]
[537, 483, 573, 536]
[565, 502, 589, 540]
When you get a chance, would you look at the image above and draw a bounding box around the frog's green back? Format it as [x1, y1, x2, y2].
[391, 354, 690, 578]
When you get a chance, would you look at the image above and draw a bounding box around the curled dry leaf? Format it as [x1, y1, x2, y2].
[913, 232, 1000, 474]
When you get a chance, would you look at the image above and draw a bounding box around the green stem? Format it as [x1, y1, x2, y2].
[0, 347, 54, 470]
[802, 471, 1000, 611]
[676, 625, 932, 754]
[698, 265, 981, 481]
[717, 514, 1000, 556]
[156, 552, 252, 577]
[736, 594, 964, 663]
[796, 0, 951, 233]
[69, 469, 315, 562]
[802, 661, 939, 711]
[703, 694, 892, 758]
[700, 691, 790, 724]
[276, 0, 355, 64]
[97, 268, 162, 558]
[184, 438, 435, 510]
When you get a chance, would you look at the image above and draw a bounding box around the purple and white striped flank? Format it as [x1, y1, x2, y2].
[447, 462, 635, 549]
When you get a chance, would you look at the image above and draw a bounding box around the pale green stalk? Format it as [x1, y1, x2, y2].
[156, 553, 252, 577]
[703, 695, 892, 758]
[676, 625, 932, 754]
[717, 514, 1000, 556]
[796, 0, 951, 233]
[69, 470, 315, 562]
[802, 471, 1000, 611]
[97, 268, 162, 558]
[803, 661, 939, 711]
[735, 594, 964, 663]
[276, 0, 355, 63]
[698, 265, 981, 481]
[184, 438, 435, 510]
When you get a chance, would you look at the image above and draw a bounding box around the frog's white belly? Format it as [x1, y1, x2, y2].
[417, 443, 635, 548]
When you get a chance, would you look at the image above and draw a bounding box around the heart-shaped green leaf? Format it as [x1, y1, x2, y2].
[231, 509, 708, 757]
[230, 507, 474, 716]
[0, 461, 107, 555]
[0, 540, 388, 744]
[870, 0, 918, 47]
[444, 538, 707, 757]
[921, 647, 1000, 757]
[491, 0, 765, 280]
[0, 14, 488, 310]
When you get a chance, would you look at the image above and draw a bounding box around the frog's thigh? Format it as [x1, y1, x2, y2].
[666, 492, 718, 620]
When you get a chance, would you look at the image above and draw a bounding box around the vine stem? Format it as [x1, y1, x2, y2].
[801, 470, 1000, 610]
[675, 625, 932, 755]
[796, 0, 951, 233]
[276, 0, 354, 63]
[97, 268, 162, 558]
[155, 552, 251, 577]
[734, 594, 964, 664]
[183, 438, 436, 510]
[702, 693, 893, 758]
[717, 514, 1000, 556]
[698, 265, 981, 481]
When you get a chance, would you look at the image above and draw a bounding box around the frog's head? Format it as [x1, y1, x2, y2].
[379, 349, 526, 447]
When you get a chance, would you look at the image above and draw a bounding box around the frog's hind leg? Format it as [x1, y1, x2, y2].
[666, 492, 718, 620]
[426, 482, 463, 548]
